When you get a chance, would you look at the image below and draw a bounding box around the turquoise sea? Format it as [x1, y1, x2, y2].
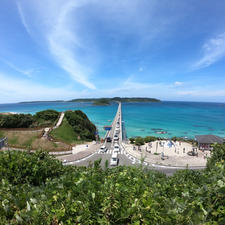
[0, 101, 224, 139]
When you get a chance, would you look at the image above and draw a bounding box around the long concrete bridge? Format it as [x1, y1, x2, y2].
[104, 102, 125, 151]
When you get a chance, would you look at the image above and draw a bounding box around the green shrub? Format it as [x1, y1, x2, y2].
[207, 143, 225, 170]
[0, 114, 34, 128]
[144, 136, 158, 142]
[0, 110, 60, 129]
[0, 150, 63, 185]
[34, 110, 59, 124]
[135, 137, 145, 146]
[129, 137, 135, 144]
[0, 145, 225, 224]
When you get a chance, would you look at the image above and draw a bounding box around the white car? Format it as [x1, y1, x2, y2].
[110, 152, 118, 166]
[99, 145, 107, 153]
[113, 136, 119, 142]
[115, 128, 120, 134]
[113, 144, 120, 153]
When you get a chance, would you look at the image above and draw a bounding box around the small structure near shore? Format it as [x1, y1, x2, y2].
[195, 135, 224, 150]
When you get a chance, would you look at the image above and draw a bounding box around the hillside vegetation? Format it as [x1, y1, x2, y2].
[0, 144, 224, 224]
[50, 118, 78, 144]
[51, 110, 97, 143]
[0, 110, 60, 128]
[93, 98, 111, 105]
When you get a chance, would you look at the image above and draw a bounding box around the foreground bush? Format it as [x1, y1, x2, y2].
[0, 151, 63, 185]
[0, 145, 224, 225]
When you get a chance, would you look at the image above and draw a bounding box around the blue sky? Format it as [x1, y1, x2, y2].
[0, 0, 224, 103]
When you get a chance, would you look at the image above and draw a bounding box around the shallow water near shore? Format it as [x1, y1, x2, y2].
[0, 101, 224, 139]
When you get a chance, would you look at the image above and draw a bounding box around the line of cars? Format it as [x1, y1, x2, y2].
[110, 116, 121, 166]
[99, 113, 121, 166]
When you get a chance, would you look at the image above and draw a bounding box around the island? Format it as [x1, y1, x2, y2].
[18, 97, 160, 105]
[69, 97, 160, 105]
[93, 98, 110, 105]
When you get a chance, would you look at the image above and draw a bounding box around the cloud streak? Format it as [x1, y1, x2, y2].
[1, 59, 34, 77]
[17, 2, 33, 37]
[47, 1, 96, 89]
[192, 32, 225, 70]
[17, 0, 96, 89]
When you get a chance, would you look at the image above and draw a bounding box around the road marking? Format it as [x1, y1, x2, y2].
[97, 149, 126, 155]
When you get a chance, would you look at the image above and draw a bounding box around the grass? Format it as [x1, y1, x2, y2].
[51, 118, 77, 144]
[0, 130, 4, 138]
[0, 129, 70, 151]
[0, 130, 40, 147]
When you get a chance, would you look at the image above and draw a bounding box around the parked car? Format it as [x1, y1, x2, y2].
[99, 145, 107, 153]
[110, 152, 118, 166]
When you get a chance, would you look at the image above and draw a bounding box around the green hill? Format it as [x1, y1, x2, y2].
[51, 110, 97, 143]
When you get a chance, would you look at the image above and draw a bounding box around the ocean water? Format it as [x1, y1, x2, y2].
[0, 101, 224, 139]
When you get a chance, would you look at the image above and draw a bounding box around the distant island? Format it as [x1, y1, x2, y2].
[19, 97, 160, 105]
[93, 98, 111, 105]
[69, 97, 160, 105]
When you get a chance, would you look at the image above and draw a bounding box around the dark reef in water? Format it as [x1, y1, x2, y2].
[151, 128, 163, 131]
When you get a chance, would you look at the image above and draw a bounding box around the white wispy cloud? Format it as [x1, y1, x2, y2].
[17, 0, 96, 89]
[174, 81, 183, 86]
[17, 2, 33, 37]
[1, 59, 34, 78]
[47, 1, 96, 89]
[192, 32, 225, 70]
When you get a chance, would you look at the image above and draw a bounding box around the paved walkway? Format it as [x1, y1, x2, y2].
[54, 112, 65, 128]
[123, 142, 208, 167]
[57, 142, 101, 162]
